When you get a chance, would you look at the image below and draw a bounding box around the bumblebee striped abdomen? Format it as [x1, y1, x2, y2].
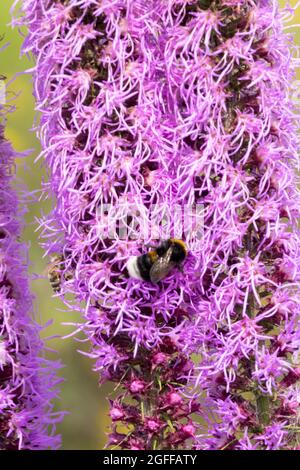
[137, 251, 158, 281]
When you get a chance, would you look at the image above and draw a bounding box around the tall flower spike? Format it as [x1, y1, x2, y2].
[172, 0, 300, 450]
[14, 0, 299, 450]
[0, 118, 62, 446]
[14, 0, 203, 450]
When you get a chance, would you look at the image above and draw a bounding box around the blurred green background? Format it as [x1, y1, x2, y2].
[0, 0, 299, 450]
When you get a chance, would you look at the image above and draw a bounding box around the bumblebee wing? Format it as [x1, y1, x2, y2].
[149, 247, 175, 283]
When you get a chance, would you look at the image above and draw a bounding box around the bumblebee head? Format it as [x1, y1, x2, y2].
[169, 239, 187, 263]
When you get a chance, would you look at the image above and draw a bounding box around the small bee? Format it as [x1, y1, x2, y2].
[126, 239, 187, 283]
[47, 255, 65, 293]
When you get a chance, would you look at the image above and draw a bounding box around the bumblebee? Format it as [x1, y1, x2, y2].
[47, 255, 65, 293]
[126, 239, 187, 283]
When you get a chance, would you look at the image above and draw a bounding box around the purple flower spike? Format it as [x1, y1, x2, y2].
[14, 0, 299, 449]
[0, 126, 62, 448]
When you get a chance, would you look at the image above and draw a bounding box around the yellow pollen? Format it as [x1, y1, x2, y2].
[170, 239, 188, 255]
[148, 250, 159, 262]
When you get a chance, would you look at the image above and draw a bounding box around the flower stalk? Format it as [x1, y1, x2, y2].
[14, 0, 300, 450]
[0, 110, 62, 448]
[190, 0, 300, 450]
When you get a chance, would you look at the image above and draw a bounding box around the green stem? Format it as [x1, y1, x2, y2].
[142, 374, 163, 450]
[256, 394, 270, 426]
[246, 226, 270, 427]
